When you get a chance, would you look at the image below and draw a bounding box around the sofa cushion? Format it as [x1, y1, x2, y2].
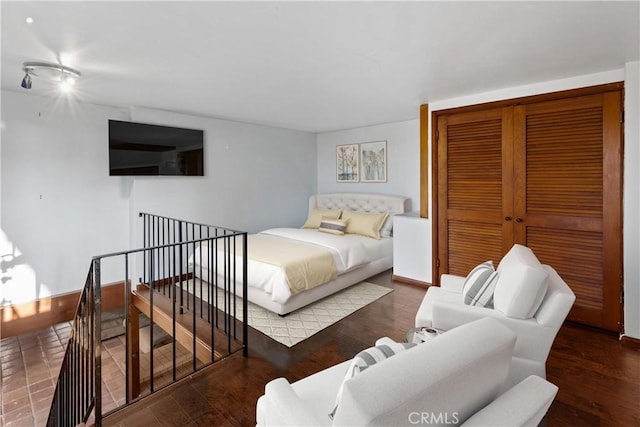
[332, 318, 516, 426]
[462, 261, 496, 307]
[329, 341, 415, 419]
[465, 270, 499, 308]
[494, 245, 549, 319]
[497, 244, 540, 274]
[415, 286, 463, 328]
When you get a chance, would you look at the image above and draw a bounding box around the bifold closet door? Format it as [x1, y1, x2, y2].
[435, 89, 623, 331]
[512, 92, 622, 331]
[436, 108, 515, 277]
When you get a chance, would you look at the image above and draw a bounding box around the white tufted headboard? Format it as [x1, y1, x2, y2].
[309, 193, 410, 215]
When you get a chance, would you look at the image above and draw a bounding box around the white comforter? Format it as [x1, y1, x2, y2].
[192, 228, 387, 304]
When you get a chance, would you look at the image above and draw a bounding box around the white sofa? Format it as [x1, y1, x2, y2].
[256, 317, 558, 427]
[415, 244, 576, 388]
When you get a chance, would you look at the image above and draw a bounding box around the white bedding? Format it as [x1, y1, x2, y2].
[192, 227, 393, 304]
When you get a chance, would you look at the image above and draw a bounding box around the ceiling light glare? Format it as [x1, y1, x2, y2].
[60, 82, 72, 93]
[60, 73, 76, 92]
[62, 73, 76, 85]
[25, 17, 34, 25]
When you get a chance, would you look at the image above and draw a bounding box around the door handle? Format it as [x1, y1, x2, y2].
[515, 217, 523, 223]
[504, 216, 512, 221]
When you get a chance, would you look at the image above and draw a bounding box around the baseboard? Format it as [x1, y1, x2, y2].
[391, 274, 431, 288]
[620, 334, 640, 349]
[1, 281, 126, 338]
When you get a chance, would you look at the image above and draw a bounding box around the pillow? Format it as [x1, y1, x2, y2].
[329, 341, 416, 420]
[462, 261, 496, 308]
[494, 262, 548, 319]
[380, 213, 394, 238]
[466, 270, 499, 308]
[341, 209, 389, 239]
[302, 208, 341, 229]
[493, 245, 549, 319]
[497, 244, 542, 274]
[318, 218, 348, 235]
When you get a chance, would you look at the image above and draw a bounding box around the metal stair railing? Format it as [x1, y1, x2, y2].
[47, 215, 248, 426]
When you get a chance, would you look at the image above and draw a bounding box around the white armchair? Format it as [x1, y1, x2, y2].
[415, 244, 576, 388]
[256, 317, 558, 427]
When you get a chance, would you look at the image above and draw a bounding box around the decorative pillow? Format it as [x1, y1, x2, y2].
[340, 209, 389, 239]
[494, 245, 549, 319]
[301, 208, 341, 229]
[466, 270, 499, 308]
[462, 261, 496, 308]
[380, 213, 394, 238]
[318, 218, 348, 235]
[329, 341, 416, 420]
[494, 262, 549, 319]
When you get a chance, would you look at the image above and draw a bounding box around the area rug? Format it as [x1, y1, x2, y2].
[187, 281, 392, 347]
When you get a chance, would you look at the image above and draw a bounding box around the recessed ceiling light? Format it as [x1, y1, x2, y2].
[25, 17, 34, 25]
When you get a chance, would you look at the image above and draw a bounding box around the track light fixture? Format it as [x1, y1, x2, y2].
[20, 61, 81, 91]
[21, 71, 32, 89]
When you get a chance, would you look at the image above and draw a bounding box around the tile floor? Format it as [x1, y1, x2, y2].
[1, 323, 71, 426]
[1, 321, 198, 427]
[0, 323, 129, 427]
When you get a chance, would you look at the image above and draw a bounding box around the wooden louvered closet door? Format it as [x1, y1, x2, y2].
[437, 108, 513, 276]
[435, 87, 623, 331]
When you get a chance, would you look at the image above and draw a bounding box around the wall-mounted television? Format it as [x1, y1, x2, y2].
[108, 120, 204, 176]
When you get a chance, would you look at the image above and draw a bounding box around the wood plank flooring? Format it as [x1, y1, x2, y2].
[104, 271, 640, 427]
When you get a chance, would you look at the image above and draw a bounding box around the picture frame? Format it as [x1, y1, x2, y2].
[336, 144, 360, 182]
[360, 140, 387, 183]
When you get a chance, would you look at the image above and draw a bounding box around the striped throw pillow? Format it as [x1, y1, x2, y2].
[318, 218, 348, 235]
[329, 341, 416, 419]
[462, 261, 496, 308]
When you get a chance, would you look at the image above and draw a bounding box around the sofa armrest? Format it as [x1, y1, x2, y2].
[461, 375, 558, 427]
[440, 274, 466, 293]
[430, 299, 499, 331]
[431, 300, 554, 364]
[257, 378, 326, 426]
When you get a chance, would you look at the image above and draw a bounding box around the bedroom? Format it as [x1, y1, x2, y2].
[1, 1, 639, 426]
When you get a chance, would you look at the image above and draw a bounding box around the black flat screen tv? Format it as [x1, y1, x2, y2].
[109, 120, 204, 176]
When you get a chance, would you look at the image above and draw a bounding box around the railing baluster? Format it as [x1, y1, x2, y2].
[124, 254, 130, 404]
[94, 259, 102, 426]
[192, 237, 197, 371]
[243, 232, 248, 357]
[172, 238, 177, 382]
[149, 246, 155, 393]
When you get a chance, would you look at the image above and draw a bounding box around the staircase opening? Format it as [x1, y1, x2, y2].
[46, 214, 248, 427]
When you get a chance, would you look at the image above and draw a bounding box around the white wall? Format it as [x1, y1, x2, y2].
[0, 91, 131, 304]
[623, 61, 640, 339]
[128, 107, 317, 243]
[316, 119, 421, 209]
[0, 94, 317, 305]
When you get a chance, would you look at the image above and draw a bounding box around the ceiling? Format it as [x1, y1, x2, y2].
[1, 1, 638, 133]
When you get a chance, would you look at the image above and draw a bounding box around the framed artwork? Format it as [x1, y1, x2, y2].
[336, 144, 360, 182]
[360, 140, 387, 183]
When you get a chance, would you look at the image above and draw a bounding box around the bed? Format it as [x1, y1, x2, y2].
[191, 193, 410, 315]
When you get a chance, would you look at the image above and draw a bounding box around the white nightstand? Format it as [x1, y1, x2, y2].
[392, 212, 431, 286]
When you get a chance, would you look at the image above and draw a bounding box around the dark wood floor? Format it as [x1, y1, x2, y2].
[105, 271, 640, 427]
